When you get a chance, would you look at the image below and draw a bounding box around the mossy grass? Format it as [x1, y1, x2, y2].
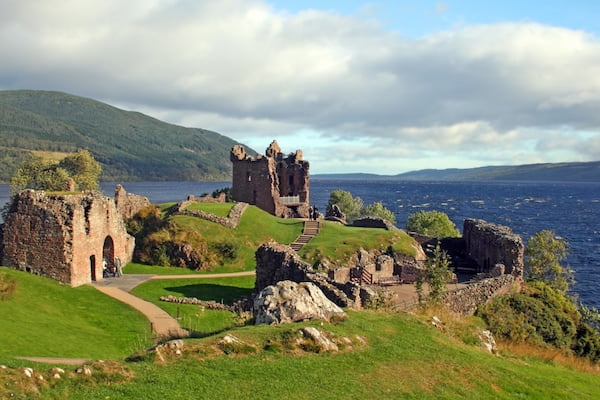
[0, 268, 152, 363]
[184, 202, 235, 217]
[298, 221, 417, 267]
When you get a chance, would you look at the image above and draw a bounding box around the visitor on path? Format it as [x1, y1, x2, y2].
[115, 257, 122, 277]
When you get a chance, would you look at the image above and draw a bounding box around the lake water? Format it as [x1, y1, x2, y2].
[1, 180, 599, 309]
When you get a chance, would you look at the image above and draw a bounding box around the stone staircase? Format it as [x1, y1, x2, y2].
[290, 220, 320, 252]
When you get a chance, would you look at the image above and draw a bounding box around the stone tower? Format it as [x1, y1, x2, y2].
[230, 140, 310, 218]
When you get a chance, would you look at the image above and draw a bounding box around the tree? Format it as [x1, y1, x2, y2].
[406, 210, 460, 237]
[416, 243, 454, 305]
[327, 190, 363, 222]
[10, 156, 70, 193]
[58, 149, 101, 190]
[525, 230, 572, 293]
[361, 201, 396, 224]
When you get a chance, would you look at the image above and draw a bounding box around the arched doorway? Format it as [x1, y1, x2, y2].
[90, 255, 96, 281]
[103, 236, 115, 276]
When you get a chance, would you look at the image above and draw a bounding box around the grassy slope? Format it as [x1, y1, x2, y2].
[166, 205, 304, 272]
[44, 310, 600, 399]
[0, 90, 252, 181]
[130, 275, 255, 335]
[0, 268, 152, 362]
[299, 221, 417, 266]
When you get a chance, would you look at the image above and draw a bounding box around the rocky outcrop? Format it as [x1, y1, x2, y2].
[325, 204, 346, 223]
[253, 280, 347, 325]
[254, 242, 355, 308]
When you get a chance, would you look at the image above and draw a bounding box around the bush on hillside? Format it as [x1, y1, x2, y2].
[0, 272, 17, 301]
[477, 280, 600, 362]
[326, 190, 396, 224]
[406, 210, 460, 238]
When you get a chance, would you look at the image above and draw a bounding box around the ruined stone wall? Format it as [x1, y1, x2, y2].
[174, 202, 248, 229]
[1, 190, 134, 287]
[443, 274, 523, 316]
[463, 219, 524, 275]
[255, 242, 355, 308]
[114, 184, 151, 219]
[230, 140, 310, 218]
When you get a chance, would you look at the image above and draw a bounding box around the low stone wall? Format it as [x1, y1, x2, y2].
[174, 202, 248, 229]
[352, 217, 400, 231]
[443, 274, 523, 316]
[160, 295, 233, 311]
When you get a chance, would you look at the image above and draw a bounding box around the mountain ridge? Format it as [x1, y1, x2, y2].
[313, 161, 600, 182]
[0, 90, 253, 182]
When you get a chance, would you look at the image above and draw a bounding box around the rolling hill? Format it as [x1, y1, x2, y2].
[0, 90, 254, 182]
[314, 161, 600, 182]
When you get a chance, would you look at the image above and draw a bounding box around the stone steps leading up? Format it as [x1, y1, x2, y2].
[290, 220, 321, 252]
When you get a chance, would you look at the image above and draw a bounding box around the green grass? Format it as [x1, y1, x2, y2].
[0, 268, 152, 363]
[299, 221, 417, 267]
[166, 205, 303, 272]
[130, 276, 255, 335]
[185, 202, 235, 217]
[34, 311, 600, 399]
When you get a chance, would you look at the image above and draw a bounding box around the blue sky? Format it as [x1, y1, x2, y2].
[1, 0, 599, 174]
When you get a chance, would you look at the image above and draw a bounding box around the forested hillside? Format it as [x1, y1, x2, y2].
[0, 90, 252, 182]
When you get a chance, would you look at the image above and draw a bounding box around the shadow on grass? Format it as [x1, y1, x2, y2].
[162, 283, 252, 304]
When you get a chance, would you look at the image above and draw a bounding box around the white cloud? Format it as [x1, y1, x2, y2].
[1, 0, 600, 172]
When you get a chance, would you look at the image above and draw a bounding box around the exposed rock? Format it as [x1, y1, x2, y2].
[301, 327, 339, 352]
[152, 339, 185, 361]
[479, 329, 497, 354]
[169, 243, 203, 270]
[325, 204, 346, 223]
[253, 280, 347, 325]
[76, 365, 92, 376]
[23, 367, 33, 378]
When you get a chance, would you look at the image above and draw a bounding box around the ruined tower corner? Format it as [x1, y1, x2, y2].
[231, 145, 248, 161]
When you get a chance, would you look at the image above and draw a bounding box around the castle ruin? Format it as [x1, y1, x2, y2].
[230, 140, 310, 218]
[0, 187, 148, 287]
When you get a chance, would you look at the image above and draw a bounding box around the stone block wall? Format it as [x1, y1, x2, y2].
[443, 274, 523, 316]
[114, 184, 151, 219]
[1, 190, 135, 287]
[463, 219, 524, 275]
[231, 140, 310, 218]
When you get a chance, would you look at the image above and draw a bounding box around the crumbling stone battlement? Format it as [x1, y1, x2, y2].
[1, 189, 135, 287]
[114, 184, 151, 219]
[231, 140, 310, 218]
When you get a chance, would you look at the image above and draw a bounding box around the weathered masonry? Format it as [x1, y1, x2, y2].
[230, 140, 310, 218]
[1, 189, 137, 287]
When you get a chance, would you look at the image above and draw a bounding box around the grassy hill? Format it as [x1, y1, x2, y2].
[0, 90, 254, 182]
[2, 271, 599, 399]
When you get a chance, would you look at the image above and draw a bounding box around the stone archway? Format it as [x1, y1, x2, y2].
[103, 236, 115, 273]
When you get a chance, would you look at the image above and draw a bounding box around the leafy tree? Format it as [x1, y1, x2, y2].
[10, 156, 70, 193]
[327, 190, 363, 222]
[525, 230, 572, 293]
[406, 210, 460, 237]
[58, 149, 101, 190]
[361, 201, 397, 224]
[416, 243, 454, 305]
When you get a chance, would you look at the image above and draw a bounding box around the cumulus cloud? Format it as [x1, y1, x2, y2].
[1, 0, 599, 172]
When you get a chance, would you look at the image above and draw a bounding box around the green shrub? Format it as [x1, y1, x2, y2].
[406, 210, 460, 237]
[0, 272, 17, 301]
